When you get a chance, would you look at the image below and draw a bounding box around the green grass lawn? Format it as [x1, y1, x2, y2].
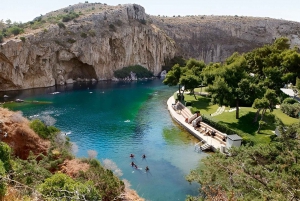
[181, 93, 299, 145]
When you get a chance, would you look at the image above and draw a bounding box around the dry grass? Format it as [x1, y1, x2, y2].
[60, 159, 90, 178]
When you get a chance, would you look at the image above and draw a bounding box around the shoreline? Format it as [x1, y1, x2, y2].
[167, 95, 225, 152]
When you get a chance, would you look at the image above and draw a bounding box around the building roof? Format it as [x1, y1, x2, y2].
[280, 88, 295, 97]
[227, 134, 243, 141]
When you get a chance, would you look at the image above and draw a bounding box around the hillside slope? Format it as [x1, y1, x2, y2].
[0, 3, 175, 91]
[152, 15, 300, 63]
[0, 3, 300, 91]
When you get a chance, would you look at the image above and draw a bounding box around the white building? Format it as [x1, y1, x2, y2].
[226, 134, 243, 148]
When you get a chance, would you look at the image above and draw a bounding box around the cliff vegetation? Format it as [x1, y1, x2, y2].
[0, 107, 143, 201]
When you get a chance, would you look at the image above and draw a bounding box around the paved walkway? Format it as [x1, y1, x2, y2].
[167, 96, 226, 151]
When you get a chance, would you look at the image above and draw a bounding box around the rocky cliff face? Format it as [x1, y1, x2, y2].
[152, 15, 300, 63]
[0, 4, 176, 91]
[1, 3, 300, 91]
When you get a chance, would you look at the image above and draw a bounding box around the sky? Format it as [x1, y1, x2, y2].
[1, 0, 300, 23]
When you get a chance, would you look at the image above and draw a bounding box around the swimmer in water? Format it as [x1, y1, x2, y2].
[131, 161, 135, 167]
[142, 154, 146, 159]
[130, 153, 134, 158]
[145, 166, 149, 171]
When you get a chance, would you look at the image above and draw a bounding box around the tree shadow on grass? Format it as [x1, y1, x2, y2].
[218, 111, 277, 136]
[188, 96, 216, 114]
[218, 112, 258, 135]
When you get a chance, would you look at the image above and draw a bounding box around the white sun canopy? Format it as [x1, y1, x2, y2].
[280, 88, 295, 97]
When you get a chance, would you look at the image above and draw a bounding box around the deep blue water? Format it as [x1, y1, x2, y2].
[1, 79, 207, 201]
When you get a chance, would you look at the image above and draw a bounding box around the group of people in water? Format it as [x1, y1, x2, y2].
[130, 154, 149, 172]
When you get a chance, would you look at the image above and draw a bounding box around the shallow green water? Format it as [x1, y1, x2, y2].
[1, 80, 207, 201]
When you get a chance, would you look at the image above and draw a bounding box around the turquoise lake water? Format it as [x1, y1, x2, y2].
[1, 79, 208, 201]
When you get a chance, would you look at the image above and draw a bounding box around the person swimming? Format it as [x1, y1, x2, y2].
[142, 154, 146, 159]
[131, 161, 135, 167]
[134, 164, 138, 169]
[145, 166, 149, 171]
[130, 153, 134, 158]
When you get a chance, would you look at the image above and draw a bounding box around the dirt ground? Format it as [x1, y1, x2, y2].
[0, 107, 50, 159]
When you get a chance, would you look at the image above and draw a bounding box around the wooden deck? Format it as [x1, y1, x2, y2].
[167, 96, 227, 152]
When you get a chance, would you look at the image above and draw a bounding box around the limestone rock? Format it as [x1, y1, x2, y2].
[0, 4, 175, 91]
[152, 15, 300, 63]
[1, 3, 300, 91]
[66, 79, 75, 84]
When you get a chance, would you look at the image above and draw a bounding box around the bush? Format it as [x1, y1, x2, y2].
[0, 142, 11, 171]
[0, 34, 3, 43]
[296, 77, 300, 90]
[88, 29, 96, 37]
[8, 26, 23, 36]
[283, 97, 298, 104]
[281, 103, 300, 118]
[20, 36, 25, 42]
[78, 160, 124, 200]
[57, 22, 65, 29]
[80, 32, 87, 38]
[30, 119, 59, 139]
[139, 19, 146, 24]
[12, 154, 52, 188]
[61, 11, 79, 22]
[0, 161, 6, 199]
[39, 173, 101, 200]
[114, 65, 154, 79]
[67, 38, 76, 43]
[109, 24, 116, 32]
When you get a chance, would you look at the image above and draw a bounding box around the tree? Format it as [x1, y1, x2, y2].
[186, 122, 300, 200]
[252, 89, 279, 133]
[206, 54, 247, 119]
[5, 19, 11, 26]
[179, 73, 201, 99]
[163, 64, 185, 101]
[207, 76, 231, 106]
[38, 173, 101, 200]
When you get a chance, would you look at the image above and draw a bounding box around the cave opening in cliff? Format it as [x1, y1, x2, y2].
[63, 58, 97, 80]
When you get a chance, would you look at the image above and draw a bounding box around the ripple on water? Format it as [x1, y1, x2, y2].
[7, 80, 207, 201]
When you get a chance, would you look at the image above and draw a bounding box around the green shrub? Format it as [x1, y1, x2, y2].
[0, 161, 6, 199]
[8, 26, 23, 36]
[78, 160, 124, 200]
[61, 11, 79, 22]
[109, 24, 116, 32]
[29, 119, 59, 139]
[283, 97, 298, 104]
[88, 29, 96, 37]
[12, 153, 52, 188]
[67, 38, 76, 43]
[57, 22, 66, 29]
[139, 19, 147, 25]
[281, 103, 300, 118]
[39, 173, 101, 200]
[0, 34, 3, 43]
[0, 142, 11, 171]
[20, 36, 25, 42]
[80, 32, 87, 38]
[114, 65, 154, 79]
[296, 77, 300, 90]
